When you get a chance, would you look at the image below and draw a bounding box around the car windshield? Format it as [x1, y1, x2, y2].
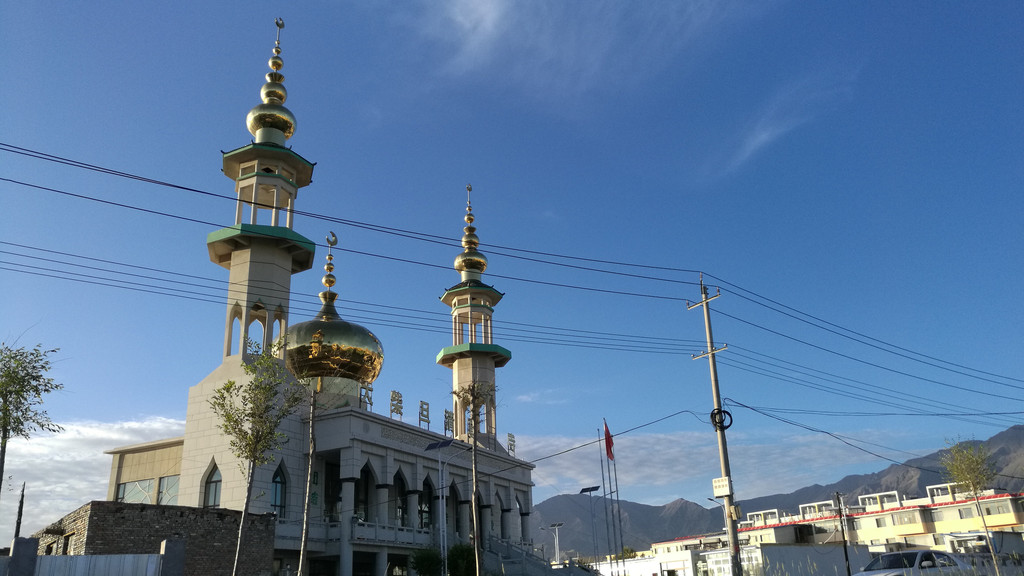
[865, 552, 918, 570]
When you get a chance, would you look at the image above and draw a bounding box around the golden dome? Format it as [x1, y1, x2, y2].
[285, 242, 383, 393]
[246, 103, 296, 139]
[247, 22, 296, 145]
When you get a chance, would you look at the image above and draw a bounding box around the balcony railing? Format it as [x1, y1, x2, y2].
[273, 517, 432, 550]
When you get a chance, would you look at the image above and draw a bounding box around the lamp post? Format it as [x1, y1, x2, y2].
[580, 486, 600, 566]
[426, 439, 457, 576]
[541, 522, 564, 565]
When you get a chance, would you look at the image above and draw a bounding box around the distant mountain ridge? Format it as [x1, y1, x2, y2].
[531, 425, 1024, 557]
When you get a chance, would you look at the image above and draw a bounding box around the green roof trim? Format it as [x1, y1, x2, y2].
[436, 343, 512, 364]
[206, 224, 315, 251]
[441, 284, 504, 300]
[222, 142, 315, 169]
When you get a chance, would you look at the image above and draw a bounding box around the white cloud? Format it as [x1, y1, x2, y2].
[518, 427, 904, 508]
[0, 417, 915, 548]
[0, 417, 184, 546]
[722, 69, 859, 173]
[514, 389, 570, 405]
[413, 1, 753, 101]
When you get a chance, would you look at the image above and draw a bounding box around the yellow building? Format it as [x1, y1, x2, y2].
[630, 484, 1024, 576]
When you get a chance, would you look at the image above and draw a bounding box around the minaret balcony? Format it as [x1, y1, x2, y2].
[436, 343, 511, 368]
[207, 224, 315, 272]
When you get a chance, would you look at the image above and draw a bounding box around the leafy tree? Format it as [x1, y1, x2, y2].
[209, 342, 306, 576]
[448, 543, 477, 576]
[410, 547, 443, 576]
[618, 546, 637, 560]
[0, 343, 63, 499]
[942, 436, 1001, 576]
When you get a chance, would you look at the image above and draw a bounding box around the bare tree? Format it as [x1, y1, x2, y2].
[942, 436, 1001, 576]
[453, 382, 490, 576]
[0, 343, 63, 499]
[209, 342, 306, 576]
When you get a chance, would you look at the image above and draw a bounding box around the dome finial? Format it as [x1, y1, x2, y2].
[246, 18, 297, 146]
[323, 231, 338, 291]
[454, 183, 488, 279]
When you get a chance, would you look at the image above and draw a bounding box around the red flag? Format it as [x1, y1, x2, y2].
[604, 421, 614, 461]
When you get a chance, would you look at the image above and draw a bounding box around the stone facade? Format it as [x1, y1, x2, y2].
[33, 501, 275, 576]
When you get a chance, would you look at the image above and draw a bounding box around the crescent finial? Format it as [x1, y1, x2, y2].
[326, 231, 338, 247]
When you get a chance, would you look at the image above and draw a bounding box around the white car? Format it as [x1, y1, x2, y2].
[853, 551, 984, 576]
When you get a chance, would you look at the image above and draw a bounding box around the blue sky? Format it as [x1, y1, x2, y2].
[2, 1, 1022, 544]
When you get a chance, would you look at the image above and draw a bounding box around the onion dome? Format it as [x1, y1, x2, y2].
[454, 184, 488, 280]
[246, 18, 297, 146]
[285, 233, 383, 393]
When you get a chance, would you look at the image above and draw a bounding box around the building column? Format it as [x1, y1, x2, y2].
[480, 505, 492, 549]
[520, 512, 531, 544]
[500, 508, 512, 540]
[407, 490, 420, 529]
[339, 479, 356, 576]
[376, 484, 390, 525]
[375, 547, 388, 576]
[458, 500, 472, 543]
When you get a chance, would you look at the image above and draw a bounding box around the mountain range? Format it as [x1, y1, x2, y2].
[529, 425, 1024, 558]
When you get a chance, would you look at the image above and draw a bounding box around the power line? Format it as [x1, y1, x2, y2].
[3, 141, 1020, 386]
[716, 309, 1024, 401]
[2, 234, 1019, 409]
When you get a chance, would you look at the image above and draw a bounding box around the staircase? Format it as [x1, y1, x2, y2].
[482, 537, 596, 576]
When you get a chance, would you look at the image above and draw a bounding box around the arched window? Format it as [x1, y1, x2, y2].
[420, 478, 434, 529]
[392, 473, 408, 527]
[272, 466, 286, 517]
[204, 466, 222, 508]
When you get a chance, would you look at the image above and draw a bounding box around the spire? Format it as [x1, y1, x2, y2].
[315, 231, 342, 320]
[246, 18, 297, 146]
[453, 184, 489, 282]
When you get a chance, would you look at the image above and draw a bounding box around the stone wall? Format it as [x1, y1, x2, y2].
[33, 501, 275, 576]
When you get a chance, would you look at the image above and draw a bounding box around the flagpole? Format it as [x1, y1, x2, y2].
[604, 420, 622, 576]
[599, 427, 613, 572]
[606, 455, 622, 569]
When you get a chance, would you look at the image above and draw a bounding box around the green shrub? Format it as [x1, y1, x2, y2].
[448, 543, 476, 576]
[410, 547, 442, 576]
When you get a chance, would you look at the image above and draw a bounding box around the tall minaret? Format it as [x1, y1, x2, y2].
[180, 19, 315, 511]
[207, 18, 316, 357]
[436, 186, 511, 447]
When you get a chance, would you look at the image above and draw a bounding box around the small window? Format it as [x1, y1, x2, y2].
[204, 467, 222, 508]
[895, 511, 918, 525]
[959, 507, 974, 519]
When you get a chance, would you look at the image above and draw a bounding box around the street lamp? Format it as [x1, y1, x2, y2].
[426, 439, 459, 576]
[541, 522, 564, 565]
[580, 486, 600, 565]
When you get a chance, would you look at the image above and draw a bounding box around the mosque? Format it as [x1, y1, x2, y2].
[44, 22, 537, 576]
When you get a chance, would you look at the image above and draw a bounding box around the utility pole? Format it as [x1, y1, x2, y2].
[834, 492, 852, 576]
[688, 277, 742, 576]
[14, 483, 25, 538]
